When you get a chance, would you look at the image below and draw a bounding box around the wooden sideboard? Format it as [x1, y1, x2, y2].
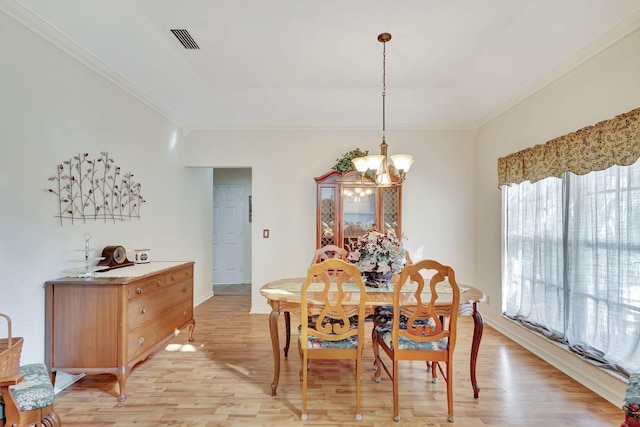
[44, 261, 195, 401]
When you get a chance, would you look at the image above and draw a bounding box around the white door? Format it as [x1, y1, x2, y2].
[213, 185, 244, 284]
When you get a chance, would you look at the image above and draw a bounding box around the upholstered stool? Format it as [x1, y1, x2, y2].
[0, 363, 60, 427]
[622, 373, 640, 427]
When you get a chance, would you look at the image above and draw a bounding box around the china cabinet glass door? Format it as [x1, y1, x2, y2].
[342, 185, 375, 248]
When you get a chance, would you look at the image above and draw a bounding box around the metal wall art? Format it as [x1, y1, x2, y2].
[46, 152, 145, 225]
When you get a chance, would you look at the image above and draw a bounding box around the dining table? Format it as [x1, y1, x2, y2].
[260, 277, 487, 398]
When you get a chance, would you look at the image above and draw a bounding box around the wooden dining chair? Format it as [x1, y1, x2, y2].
[372, 259, 460, 422]
[298, 258, 367, 421]
[283, 245, 349, 357]
[309, 244, 348, 265]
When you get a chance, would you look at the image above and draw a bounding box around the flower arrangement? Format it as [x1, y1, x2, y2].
[348, 229, 406, 280]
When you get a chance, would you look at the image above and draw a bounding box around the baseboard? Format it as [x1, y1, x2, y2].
[53, 371, 86, 394]
[486, 317, 626, 407]
[195, 290, 213, 307]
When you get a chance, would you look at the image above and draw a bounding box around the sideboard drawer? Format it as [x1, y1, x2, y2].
[128, 281, 193, 330]
[127, 299, 193, 360]
[128, 273, 165, 301]
[165, 265, 193, 286]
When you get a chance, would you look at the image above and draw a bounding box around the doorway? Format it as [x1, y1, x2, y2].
[212, 168, 252, 292]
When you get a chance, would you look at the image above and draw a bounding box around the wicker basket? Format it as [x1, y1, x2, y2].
[0, 313, 23, 378]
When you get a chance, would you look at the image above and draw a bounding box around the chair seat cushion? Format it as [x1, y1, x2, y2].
[299, 317, 359, 349]
[374, 325, 448, 351]
[303, 334, 359, 349]
[0, 363, 55, 419]
[623, 373, 640, 420]
[307, 314, 359, 328]
[373, 305, 434, 330]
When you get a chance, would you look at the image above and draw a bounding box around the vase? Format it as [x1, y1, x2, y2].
[364, 271, 392, 288]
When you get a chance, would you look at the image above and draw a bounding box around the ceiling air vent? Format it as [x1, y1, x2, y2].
[170, 29, 200, 49]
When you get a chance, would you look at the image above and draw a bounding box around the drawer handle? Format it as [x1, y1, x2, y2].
[170, 275, 176, 282]
[183, 311, 187, 317]
[138, 337, 145, 346]
[140, 308, 146, 314]
[136, 287, 143, 295]
[157, 280, 162, 286]
[183, 287, 187, 293]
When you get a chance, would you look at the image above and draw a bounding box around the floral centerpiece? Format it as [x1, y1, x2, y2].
[347, 229, 406, 288]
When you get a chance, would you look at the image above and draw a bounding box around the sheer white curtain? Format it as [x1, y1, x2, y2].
[502, 160, 640, 375]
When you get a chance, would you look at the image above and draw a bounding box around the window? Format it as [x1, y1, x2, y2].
[502, 160, 640, 375]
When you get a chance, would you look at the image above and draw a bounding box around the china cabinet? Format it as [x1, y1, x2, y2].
[315, 169, 402, 250]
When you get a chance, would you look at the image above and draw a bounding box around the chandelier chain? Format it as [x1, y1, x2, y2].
[382, 37, 387, 135]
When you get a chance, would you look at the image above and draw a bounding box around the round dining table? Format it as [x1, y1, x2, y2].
[260, 278, 486, 398]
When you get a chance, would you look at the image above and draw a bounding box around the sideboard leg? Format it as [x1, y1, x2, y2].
[187, 319, 196, 342]
[116, 372, 128, 402]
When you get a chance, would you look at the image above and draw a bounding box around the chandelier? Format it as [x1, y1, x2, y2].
[351, 33, 413, 186]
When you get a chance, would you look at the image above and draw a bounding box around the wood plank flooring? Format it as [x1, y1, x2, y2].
[53, 295, 623, 426]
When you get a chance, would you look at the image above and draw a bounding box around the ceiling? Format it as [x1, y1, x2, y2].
[8, 0, 640, 130]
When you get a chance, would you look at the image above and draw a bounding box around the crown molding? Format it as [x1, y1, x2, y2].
[184, 121, 475, 132]
[4, 0, 639, 133]
[0, 0, 188, 130]
[0, 0, 476, 133]
[475, 8, 640, 128]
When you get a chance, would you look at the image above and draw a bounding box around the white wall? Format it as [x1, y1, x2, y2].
[475, 27, 640, 404]
[184, 129, 477, 314]
[0, 10, 213, 364]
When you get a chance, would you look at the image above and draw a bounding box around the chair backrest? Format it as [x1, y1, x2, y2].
[310, 245, 348, 265]
[310, 245, 349, 282]
[300, 259, 367, 344]
[393, 259, 460, 350]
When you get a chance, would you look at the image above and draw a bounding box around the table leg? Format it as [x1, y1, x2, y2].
[470, 302, 484, 398]
[269, 309, 281, 396]
[284, 312, 291, 357]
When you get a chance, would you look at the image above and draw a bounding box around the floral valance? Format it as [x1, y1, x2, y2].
[497, 107, 640, 187]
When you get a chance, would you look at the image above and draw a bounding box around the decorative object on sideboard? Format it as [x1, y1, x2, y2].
[97, 245, 134, 270]
[75, 233, 105, 278]
[46, 151, 145, 225]
[351, 33, 414, 187]
[134, 248, 151, 264]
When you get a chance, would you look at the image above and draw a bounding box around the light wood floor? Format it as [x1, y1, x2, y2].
[53, 295, 622, 426]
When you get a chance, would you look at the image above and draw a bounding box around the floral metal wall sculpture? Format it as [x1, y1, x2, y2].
[46, 152, 145, 225]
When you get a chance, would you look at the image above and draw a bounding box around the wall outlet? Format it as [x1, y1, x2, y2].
[263, 229, 269, 238]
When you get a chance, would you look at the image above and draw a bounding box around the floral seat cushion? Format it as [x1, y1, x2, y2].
[374, 325, 448, 351]
[0, 363, 55, 420]
[299, 315, 360, 349]
[623, 373, 640, 423]
[373, 305, 434, 330]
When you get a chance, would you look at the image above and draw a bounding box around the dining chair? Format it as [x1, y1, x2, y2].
[372, 250, 414, 335]
[372, 259, 460, 422]
[283, 245, 349, 357]
[310, 244, 348, 265]
[298, 258, 367, 421]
